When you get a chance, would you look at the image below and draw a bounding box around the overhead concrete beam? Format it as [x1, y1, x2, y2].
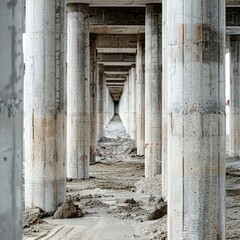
[226, 0, 240, 6]
[106, 79, 125, 83]
[226, 26, 240, 35]
[105, 74, 127, 78]
[104, 66, 131, 72]
[90, 25, 145, 34]
[97, 53, 136, 63]
[97, 48, 137, 53]
[102, 62, 136, 66]
[96, 34, 137, 48]
[105, 71, 129, 75]
[67, 0, 162, 6]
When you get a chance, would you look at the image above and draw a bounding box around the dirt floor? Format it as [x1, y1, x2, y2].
[23, 116, 240, 240]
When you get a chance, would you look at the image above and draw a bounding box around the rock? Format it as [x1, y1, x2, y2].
[23, 207, 45, 228]
[53, 199, 84, 219]
[124, 198, 137, 205]
[148, 203, 167, 221]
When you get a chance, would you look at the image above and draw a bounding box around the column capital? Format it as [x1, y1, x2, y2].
[67, 3, 89, 13]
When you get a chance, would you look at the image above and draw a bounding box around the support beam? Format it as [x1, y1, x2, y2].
[67, 3, 90, 179]
[129, 65, 137, 140]
[229, 36, 240, 157]
[145, 4, 162, 177]
[90, 34, 97, 164]
[25, 0, 66, 212]
[166, 0, 226, 239]
[0, 0, 23, 238]
[162, 1, 168, 200]
[97, 64, 105, 140]
[136, 35, 145, 156]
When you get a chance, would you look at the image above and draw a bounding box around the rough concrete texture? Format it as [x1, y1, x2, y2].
[161, 1, 168, 201]
[136, 36, 145, 156]
[119, 76, 130, 135]
[166, 0, 226, 239]
[229, 37, 240, 158]
[0, 0, 23, 238]
[145, 4, 162, 177]
[67, 3, 90, 179]
[24, 0, 66, 212]
[53, 199, 83, 219]
[90, 34, 98, 164]
[130, 65, 137, 141]
[23, 121, 240, 240]
[97, 64, 105, 140]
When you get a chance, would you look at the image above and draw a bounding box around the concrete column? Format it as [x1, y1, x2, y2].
[145, 4, 162, 177]
[97, 64, 105, 140]
[136, 35, 145, 156]
[67, 4, 90, 179]
[162, 2, 168, 200]
[25, 0, 66, 212]
[130, 65, 137, 141]
[229, 36, 240, 158]
[166, 0, 226, 239]
[90, 34, 97, 164]
[0, 0, 23, 238]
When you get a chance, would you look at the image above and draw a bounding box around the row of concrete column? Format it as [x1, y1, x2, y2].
[1, 0, 233, 239]
[24, 1, 114, 213]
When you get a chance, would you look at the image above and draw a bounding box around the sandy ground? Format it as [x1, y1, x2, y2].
[23, 116, 240, 240]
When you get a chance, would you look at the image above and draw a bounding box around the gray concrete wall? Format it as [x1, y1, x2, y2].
[0, 0, 23, 238]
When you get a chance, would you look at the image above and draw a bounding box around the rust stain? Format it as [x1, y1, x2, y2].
[178, 24, 184, 44]
[90, 145, 95, 153]
[80, 155, 87, 161]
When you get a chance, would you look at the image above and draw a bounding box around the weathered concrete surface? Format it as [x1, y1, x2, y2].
[229, 36, 240, 157]
[145, 4, 162, 177]
[162, 2, 168, 201]
[119, 77, 130, 134]
[67, 0, 162, 6]
[25, 0, 66, 212]
[90, 34, 97, 164]
[67, 3, 90, 179]
[129, 65, 137, 141]
[0, 0, 23, 238]
[97, 64, 105, 140]
[136, 36, 145, 156]
[166, 0, 226, 239]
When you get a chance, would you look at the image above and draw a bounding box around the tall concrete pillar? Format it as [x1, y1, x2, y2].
[25, 0, 66, 212]
[97, 64, 105, 140]
[162, 2, 168, 200]
[130, 65, 137, 140]
[145, 4, 162, 177]
[229, 36, 240, 158]
[166, 0, 226, 239]
[136, 35, 145, 156]
[0, 0, 23, 238]
[90, 34, 97, 164]
[67, 3, 90, 179]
